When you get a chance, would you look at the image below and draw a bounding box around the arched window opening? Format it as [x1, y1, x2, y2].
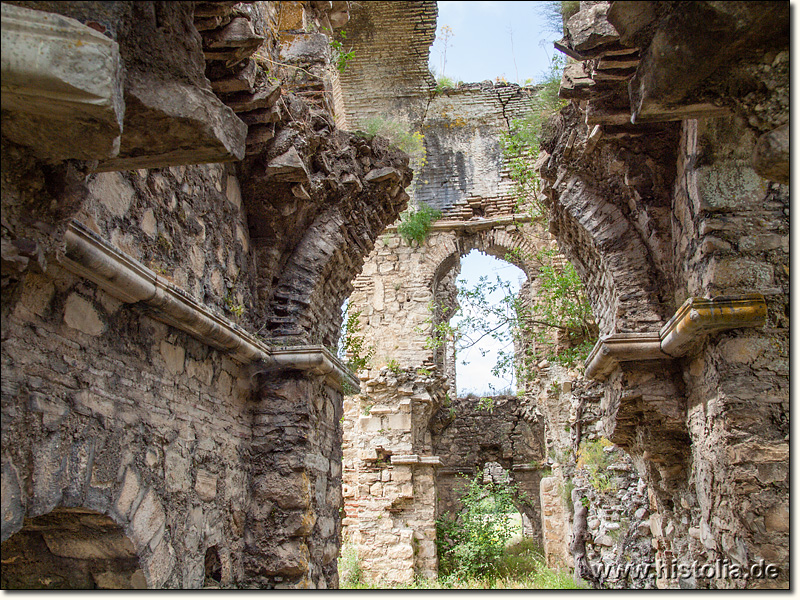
[1, 507, 145, 589]
[449, 250, 526, 397]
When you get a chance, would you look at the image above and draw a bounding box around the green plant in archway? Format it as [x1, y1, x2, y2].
[340, 307, 374, 372]
[435, 475, 519, 579]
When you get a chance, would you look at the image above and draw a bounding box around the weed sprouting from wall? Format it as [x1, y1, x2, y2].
[397, 203, 442, 244]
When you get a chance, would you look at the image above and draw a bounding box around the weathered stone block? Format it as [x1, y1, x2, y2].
[164, 448, 191, 493]
[160, 341, 185, 375]
[195, 469, 218, 502]
[262, 539, 310, 576]
[252, 471, 310, 510]
[186, 358, 214, 386]
[695, 164, 769, 213]
[387, 412, 411, 431]
[64, 293, 106, 336]
[566, 3, 619, 52]
[89, 172, 136, 218]
[704, 258, 773, 291]
[130, 489, 166, 550]
[145, 537, 176, 588]
[43, 529, 137, 560]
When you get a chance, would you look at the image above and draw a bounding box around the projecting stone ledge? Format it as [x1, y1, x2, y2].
[659, 294, 767, 357]
[59, 220, 358, 392]
[585, 294, 768, 380]
[1, 4, 247, 171]
[0, 3, 124, 161]
[390, 455, 442, 466]
[585, 333, 666, 381]
[96, 73, 247, 172]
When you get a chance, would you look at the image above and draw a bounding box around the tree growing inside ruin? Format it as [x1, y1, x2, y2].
[445, 248, 596, 391]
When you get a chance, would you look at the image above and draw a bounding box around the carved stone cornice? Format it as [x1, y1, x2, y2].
[59, 220, 358, 391]
[659, 294, 768, 357]
[585, 294, 768, 381]
[584, 332, 667, 381]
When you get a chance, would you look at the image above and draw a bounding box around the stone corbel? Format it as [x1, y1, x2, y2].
[1, 3, 124, 161]
[58, 220, 358, 391]
[584, 332, 666, 381]
[586, 294, 767, 380]
[659, 294, 767, 357]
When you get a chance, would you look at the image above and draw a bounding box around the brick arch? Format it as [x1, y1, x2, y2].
[426, 224, 547, 291]
[265, 178, 411, 349]
[549, 174, 668, 336]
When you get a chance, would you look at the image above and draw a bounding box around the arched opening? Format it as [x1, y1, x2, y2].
[480, 461, 524, 544]
[450, 250, 526, 397]
[1, 507, 145, 589]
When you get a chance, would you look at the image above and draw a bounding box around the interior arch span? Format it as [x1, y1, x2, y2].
[1, 507, 146, 589]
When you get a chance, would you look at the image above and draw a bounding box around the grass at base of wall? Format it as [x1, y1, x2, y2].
[339, 538, 583, 589]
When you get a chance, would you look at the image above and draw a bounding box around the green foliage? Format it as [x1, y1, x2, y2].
[513, 247, 596, 373]
[340, 535, 581, 589]
[477, 397, 495, 412]
[338, 539, 370, 588]
[387, 359, 402, 374]
[444, 248, 596, 391]
[577, 437, 617, 493]
[435, 475, 518, 579]
[224, 289, 245, 319]
[340, 308, 374, 372]
[500, 54, 568, 219]
[435, 74, 455, 93]
[360, 116, 426, 166]
[328, 30, 355, 73]
[397, 203, 442, 244]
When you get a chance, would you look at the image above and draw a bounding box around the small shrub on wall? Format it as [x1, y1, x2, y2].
[397, 203, 442, 244]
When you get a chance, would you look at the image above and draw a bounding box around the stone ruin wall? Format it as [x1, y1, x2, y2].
[338, 0, 789, 590]
[341, 367, 446, 584]
[538, 1, 789, 589]
[1, 0, 414, 589]
[0, 0, 789, 591]
[336, 0, 604, 585]
[430, 395, 547, 546]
